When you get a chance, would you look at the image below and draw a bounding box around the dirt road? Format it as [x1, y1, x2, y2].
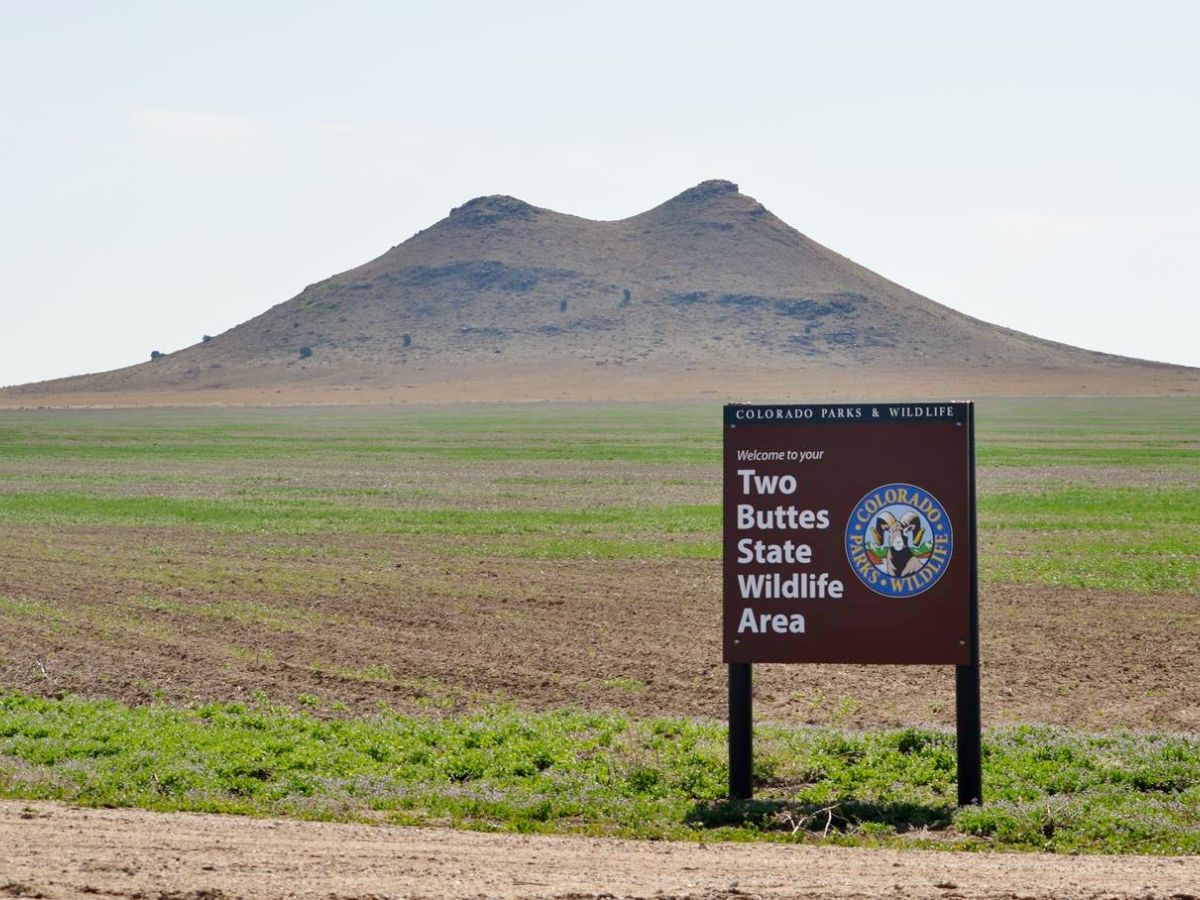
[1, 801, 1197, 900]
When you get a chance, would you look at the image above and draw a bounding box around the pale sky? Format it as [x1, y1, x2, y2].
[2, 1, 1198, 387]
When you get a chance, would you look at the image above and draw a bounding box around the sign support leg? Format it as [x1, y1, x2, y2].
[955, 662, 982, 805]
[728, 663, 753, 800]
[957, 401, 982, 806]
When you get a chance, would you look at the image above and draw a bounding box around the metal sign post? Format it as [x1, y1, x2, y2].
[728, 663, 753, 800]
[956, 410, 983, 805]
[723, 402, 981, 806]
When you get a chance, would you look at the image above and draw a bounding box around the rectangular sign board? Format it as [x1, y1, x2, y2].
[723, 402, 974, 665]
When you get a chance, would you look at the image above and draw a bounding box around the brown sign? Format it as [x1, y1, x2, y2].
[723, 402, 974, 665]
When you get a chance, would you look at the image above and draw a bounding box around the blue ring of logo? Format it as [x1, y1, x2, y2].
[844, 483, 953, 598]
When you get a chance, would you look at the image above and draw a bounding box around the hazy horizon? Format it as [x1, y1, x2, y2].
[2, 1, 1198, 387]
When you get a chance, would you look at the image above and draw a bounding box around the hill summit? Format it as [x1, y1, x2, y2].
[6, 180, 1196, 404]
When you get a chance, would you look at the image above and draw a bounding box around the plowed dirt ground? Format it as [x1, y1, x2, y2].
[2, 535, 1198, 732]
[1, 398, 1197, 730]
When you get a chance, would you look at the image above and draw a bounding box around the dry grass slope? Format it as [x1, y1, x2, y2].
[5, 180, 1197, 406]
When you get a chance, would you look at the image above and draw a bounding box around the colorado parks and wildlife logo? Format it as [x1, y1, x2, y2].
[844, 483, 953, 597]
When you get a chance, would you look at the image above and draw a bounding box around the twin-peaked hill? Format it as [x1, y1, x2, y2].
[5, 180, 1197, 404]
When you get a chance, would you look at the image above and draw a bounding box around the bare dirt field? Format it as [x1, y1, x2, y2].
[2, 536, 1198, 733]
[0, 399, 1197, 732]
[3, 799, 1199, 900]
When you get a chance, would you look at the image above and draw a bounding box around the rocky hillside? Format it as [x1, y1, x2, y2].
[6, 180, 1194, 403]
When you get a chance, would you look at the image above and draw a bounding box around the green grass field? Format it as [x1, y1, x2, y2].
[0, 397, 1197, 852]
[0, 399, 1196, 583]
[1, 693, 1198, 853]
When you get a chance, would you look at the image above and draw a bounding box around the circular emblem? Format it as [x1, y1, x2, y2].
[844, 483, 953, 597]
